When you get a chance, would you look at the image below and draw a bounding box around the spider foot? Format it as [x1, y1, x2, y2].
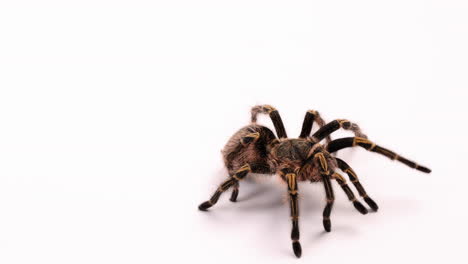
[417, 166, 431, 173]
[353, 201, 368, 214]
[364, 196, 379, 211]
[323, 218, 331, 232]
[229, 189, 239, 202]
[198, 201, 213, 211]
[292, 241, 302, 258]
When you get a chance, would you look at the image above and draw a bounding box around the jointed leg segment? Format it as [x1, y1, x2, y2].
[321, 174, 334, 232]
[281, 168, 302, 258]
[251, 105, 288, 138]
[230, 182, 239, 202]
[299, 110, 332, 143]
[313, 119, 367, 142]
[327, 137, 431, 173]
[198, 164, 251, 211]
[331, 172, 368, 214]
[314, 152, 335, 232]
[335, 158, 379, 211]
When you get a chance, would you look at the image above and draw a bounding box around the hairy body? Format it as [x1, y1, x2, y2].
[222, 124, 336, 182]
[199, 105, 431, 258]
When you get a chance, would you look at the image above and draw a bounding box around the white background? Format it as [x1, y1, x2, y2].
[0, 0, 467, 263]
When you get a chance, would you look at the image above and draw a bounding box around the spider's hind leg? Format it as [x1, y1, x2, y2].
[198, 164, 251, 211]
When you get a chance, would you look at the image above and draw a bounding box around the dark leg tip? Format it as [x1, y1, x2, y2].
[364, 197, 379, 211]
[230, 190, 239, 202]
[198, 201, 212, 211]
[353, 201, 368, 215]
[418, 166, 431, 174]
[292, 241, 302, 258]
[323, 219, 331, 232]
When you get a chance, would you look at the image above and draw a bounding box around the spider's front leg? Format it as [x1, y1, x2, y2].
[335, 158, 379, 211]
[229, 182, 239, 202]
[314, 152, 335, 232]
[198, 164, 251, 211]
[331, 172, 368, 214]
[314, 152, 369, 232]
[327, 137, 431, 173]
[280, 168, 302, 258]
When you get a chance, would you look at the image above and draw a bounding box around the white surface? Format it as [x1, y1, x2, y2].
[0, 0, 467, 263]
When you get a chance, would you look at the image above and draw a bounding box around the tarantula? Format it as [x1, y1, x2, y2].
[198, 105, 430, 258]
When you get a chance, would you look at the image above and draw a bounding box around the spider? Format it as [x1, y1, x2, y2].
[198, 105, 431, 258]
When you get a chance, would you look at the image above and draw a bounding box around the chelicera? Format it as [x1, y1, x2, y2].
[198, 105, 431, 258]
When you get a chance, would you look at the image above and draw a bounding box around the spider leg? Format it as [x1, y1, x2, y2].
[250, 105, 287, 138]
[198, 164, 251, 211]
[280, 168, 302, 258]
[335, 158, 379, 211]
[312, 119, 367, 142]
[322, 174, 334, 232]
[314, 152, 335, 232]
[298, 110, 332, 144]
[230, 182, 239, 202]
[326, 137, 431, 173]
[331, 172, 368, 214]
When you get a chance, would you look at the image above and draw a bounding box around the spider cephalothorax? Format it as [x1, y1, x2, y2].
[198, 105, 431, 258]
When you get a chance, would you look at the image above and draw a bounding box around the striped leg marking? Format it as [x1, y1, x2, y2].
[326, 137, 431, 173]
[314, 152, 335, 232]
[313, 119, 367, 142]
[321, 175, 335, 232]
[335, 158, 379, 211]
[250, 105, 288, 138]
[282, 170, 302, 258]
[299, 110, 332, 143]
[332, 172, 368, 214]
[198, 164, 251, 211]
